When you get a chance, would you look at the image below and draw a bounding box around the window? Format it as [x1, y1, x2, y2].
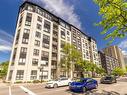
[43, 20, 51, 33]
[27, 5, 33, 12]
[30, 70, 37, 80]
[12, 48, 17, 65]
[25, 13, 32, 26]
[15, 29, 20, 44]
[16, 70, 24, 80]
[67, 37, 70, 41]
[37, 16, 42, 23]
[67, 31, 70, 35]
[19, 47, 27, 65]
[61, 29, 65, 39]
[19, 15, 23, 27]
[35, 40, 40, 46]
[32, 59, 38, 66]
[21, 47, 27, 53]
[39, 71, 48, 79]
[42, 34, 50, 49]
[61, 41, 65, 48]
[41, 51, 49, 63]
[37, 23, 42, 30]
[35, 31, 41, 38]
[22, 29, 30, 44]
[33, 49, 39, 56]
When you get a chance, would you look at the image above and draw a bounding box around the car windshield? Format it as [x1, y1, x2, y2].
[105, 77, 112, 80]
[76, 79, 87, 83]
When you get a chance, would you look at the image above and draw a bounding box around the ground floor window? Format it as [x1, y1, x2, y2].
[30, 70, 37, 80]
[16, 70, 24, 80]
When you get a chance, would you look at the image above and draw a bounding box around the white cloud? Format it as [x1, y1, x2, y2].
[118, 39, 127, 56]
[119, 39, 127, 49]
[122, 50, 127, 56]
[0, 29, 13, 53]
[28, 0, 82, 29]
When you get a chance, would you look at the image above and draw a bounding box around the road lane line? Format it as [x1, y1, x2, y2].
[9, 86, 12, 95]
[20, 86, 36, 95]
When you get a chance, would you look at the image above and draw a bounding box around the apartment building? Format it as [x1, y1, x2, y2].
[103, 46, 126, 70]
[6, 1, 99, 83]
[99, 51, 120, 74]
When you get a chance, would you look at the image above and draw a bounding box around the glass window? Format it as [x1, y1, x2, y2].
[35, 31, 41, 38]
[42, 34, 50, 49]
[19, 47, 27, 65]
[41, 51, 49, 64]
[19, 15, 23, 27]
[15, 29, 20, 44]
[32, 59, 38, 66]
[43, 20, 51, 33]
[61, 29, 65, 39]
[16, 70, 24, 80]
[25, 13, 32, 26]
[37, 23, 42, 30]
[30, 70, 37, 80]
[37, 16, 42, 23]
[34, 40, 40, 47]
[22, 29, 30, 44]
[33, 49, 39, 56]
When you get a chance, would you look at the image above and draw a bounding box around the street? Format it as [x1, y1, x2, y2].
[0, 77, 127, 95]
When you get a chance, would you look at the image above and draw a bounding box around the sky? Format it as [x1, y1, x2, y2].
[0, 0, 127, 63]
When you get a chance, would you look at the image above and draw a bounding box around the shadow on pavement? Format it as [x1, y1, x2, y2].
[66, 89, 122, 95]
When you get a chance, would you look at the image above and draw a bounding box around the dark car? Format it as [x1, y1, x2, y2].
[100, 76, 117, 84]
[69, 78, 98, 92]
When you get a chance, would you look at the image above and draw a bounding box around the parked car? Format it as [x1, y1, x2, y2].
[100, 76, 117, 84]
[45, 77, 72, 88]
[69, 78, 98, 92]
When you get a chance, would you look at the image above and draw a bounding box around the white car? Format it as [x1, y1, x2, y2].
[45, 77, 72, 88]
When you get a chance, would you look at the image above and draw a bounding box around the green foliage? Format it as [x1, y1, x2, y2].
[78, 60, 105, 77]
[60, 43, 82, 77]
[33, 80, 41, 83]
[94, 0, 127, 45]
[0, 61, 9, 78]
[112, 67, 125, 76]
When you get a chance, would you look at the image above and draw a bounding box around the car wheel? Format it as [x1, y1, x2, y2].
[95, 84, 98, 89]
[68, 82, 71, 86]
[83, 87, 87, 92]
[53, 84, 58, 88]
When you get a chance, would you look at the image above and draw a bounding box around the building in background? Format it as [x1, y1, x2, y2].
[6, 1, 99, 83]
[103, 46, 126, 70]
[98, 51, 120, 74]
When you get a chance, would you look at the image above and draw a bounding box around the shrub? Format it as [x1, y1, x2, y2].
[33, 80, 40, 83]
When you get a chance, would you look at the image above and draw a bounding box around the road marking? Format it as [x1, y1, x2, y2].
[20, 86, 36, 95]
[9, 86, 12, 95]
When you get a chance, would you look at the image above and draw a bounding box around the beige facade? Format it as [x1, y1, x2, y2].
[103, 46, 126, 70]
[6, 1, 99, 83]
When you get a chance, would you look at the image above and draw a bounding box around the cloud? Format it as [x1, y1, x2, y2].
[122, 50, 127, 56]
[118, 39, 127, 56]
[26, 0, 82, 29]
[0, 29, 13, 53]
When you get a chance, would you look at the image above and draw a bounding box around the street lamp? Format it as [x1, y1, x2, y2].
[38, 61, 47, 83]
[38, 66, 43, 83]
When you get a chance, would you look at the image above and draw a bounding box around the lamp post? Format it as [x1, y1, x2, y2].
[38, 66, 44, 83]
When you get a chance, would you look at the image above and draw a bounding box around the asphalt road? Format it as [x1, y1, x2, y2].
[0, 77, 127, 95]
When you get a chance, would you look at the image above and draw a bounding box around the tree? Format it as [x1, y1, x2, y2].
[112, 67, 125, 76]
[0, 61, 9, 79]
[60, 43, 82, 78]
[96, 67, 106, 75]
[94, 0, 127, 45]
